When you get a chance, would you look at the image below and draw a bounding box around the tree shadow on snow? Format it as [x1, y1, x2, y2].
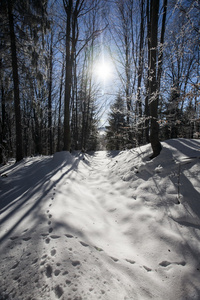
[0, 152, 85, 243]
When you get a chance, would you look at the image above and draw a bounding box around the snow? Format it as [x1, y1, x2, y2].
[0, 138, 200, 300]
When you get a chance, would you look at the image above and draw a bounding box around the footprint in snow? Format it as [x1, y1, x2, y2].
[41, 233, 49, 237]
[11, 261, 19, 269]
[62, 271, 69, 276]
[22, 236, 31, 241]
[159, 260, 186, 267]
[54, 285, 63, 299]
[110, 256, 119, 262]
[49, 227, 53, 233]
[66, 279, 71, 285]
[143, 265, 152, 272]
[45, 238, 50, 244]
[54, 269, 61, 276]
[80, 241, 89, 247]
[65, 234, 74, 238]
[46, 264, 53, 278]
[50, 235, 60, 239]
[71, 260, 81, 267]
[94, 246, 104, 252]
[159, 261, 171, 267]
[10, 236, 18, 241]
[125, 259, 135, 265]
[32, 258, 38, 265]
[51, 249, 56, 256]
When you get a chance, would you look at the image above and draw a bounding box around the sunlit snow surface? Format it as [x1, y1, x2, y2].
[0, 139, 200, 300]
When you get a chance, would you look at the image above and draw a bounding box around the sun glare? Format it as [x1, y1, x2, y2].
[95, 61, 113, 81]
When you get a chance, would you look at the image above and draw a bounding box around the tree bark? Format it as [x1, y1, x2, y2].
[149, 0, 162, 158]
[48, 32, 53, 155]
[63, 0, 73, 151]
[136, 0, 145, 144]
[7, 1, 23, 162]
[57, 57, 65, 152]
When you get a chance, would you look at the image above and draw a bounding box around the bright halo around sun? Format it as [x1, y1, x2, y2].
[94, 60, 113, 81]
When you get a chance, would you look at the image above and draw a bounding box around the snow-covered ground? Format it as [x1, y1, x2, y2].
[0, 138, 200, 300]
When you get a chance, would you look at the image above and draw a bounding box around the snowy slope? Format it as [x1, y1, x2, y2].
[0, 138, 200, 300]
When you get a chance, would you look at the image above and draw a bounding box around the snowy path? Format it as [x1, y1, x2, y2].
[1, 140, 200, 300]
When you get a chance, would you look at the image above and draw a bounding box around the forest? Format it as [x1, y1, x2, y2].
[0, 0, 199, 163]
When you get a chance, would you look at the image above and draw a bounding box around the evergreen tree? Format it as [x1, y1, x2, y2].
[106, 94, 128, 150]
[0, 0, 48, 161]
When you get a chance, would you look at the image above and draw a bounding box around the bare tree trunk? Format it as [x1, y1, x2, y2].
[136, 0, 145, 144]
[149, 0, 162, 158]
[57, 58, 64, 152]
[157, 0, 167, 92]
[63, 0, 73, 151]
[48, 32, 53, 155]
[7, 1, 23, 162]
[0, 81, 5, 163]
[145, 0, 151, 144]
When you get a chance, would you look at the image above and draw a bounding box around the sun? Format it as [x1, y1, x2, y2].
[94, 60, 113, 81]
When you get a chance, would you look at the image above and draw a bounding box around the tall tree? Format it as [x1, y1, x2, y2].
[7, 0, 23, 162]
[47, 31, 54, 155]
[3, 0, 48, 160]
[106, 93, 128, 150]
[63, 0, 73, 151]
[147, 0, 167, 158]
